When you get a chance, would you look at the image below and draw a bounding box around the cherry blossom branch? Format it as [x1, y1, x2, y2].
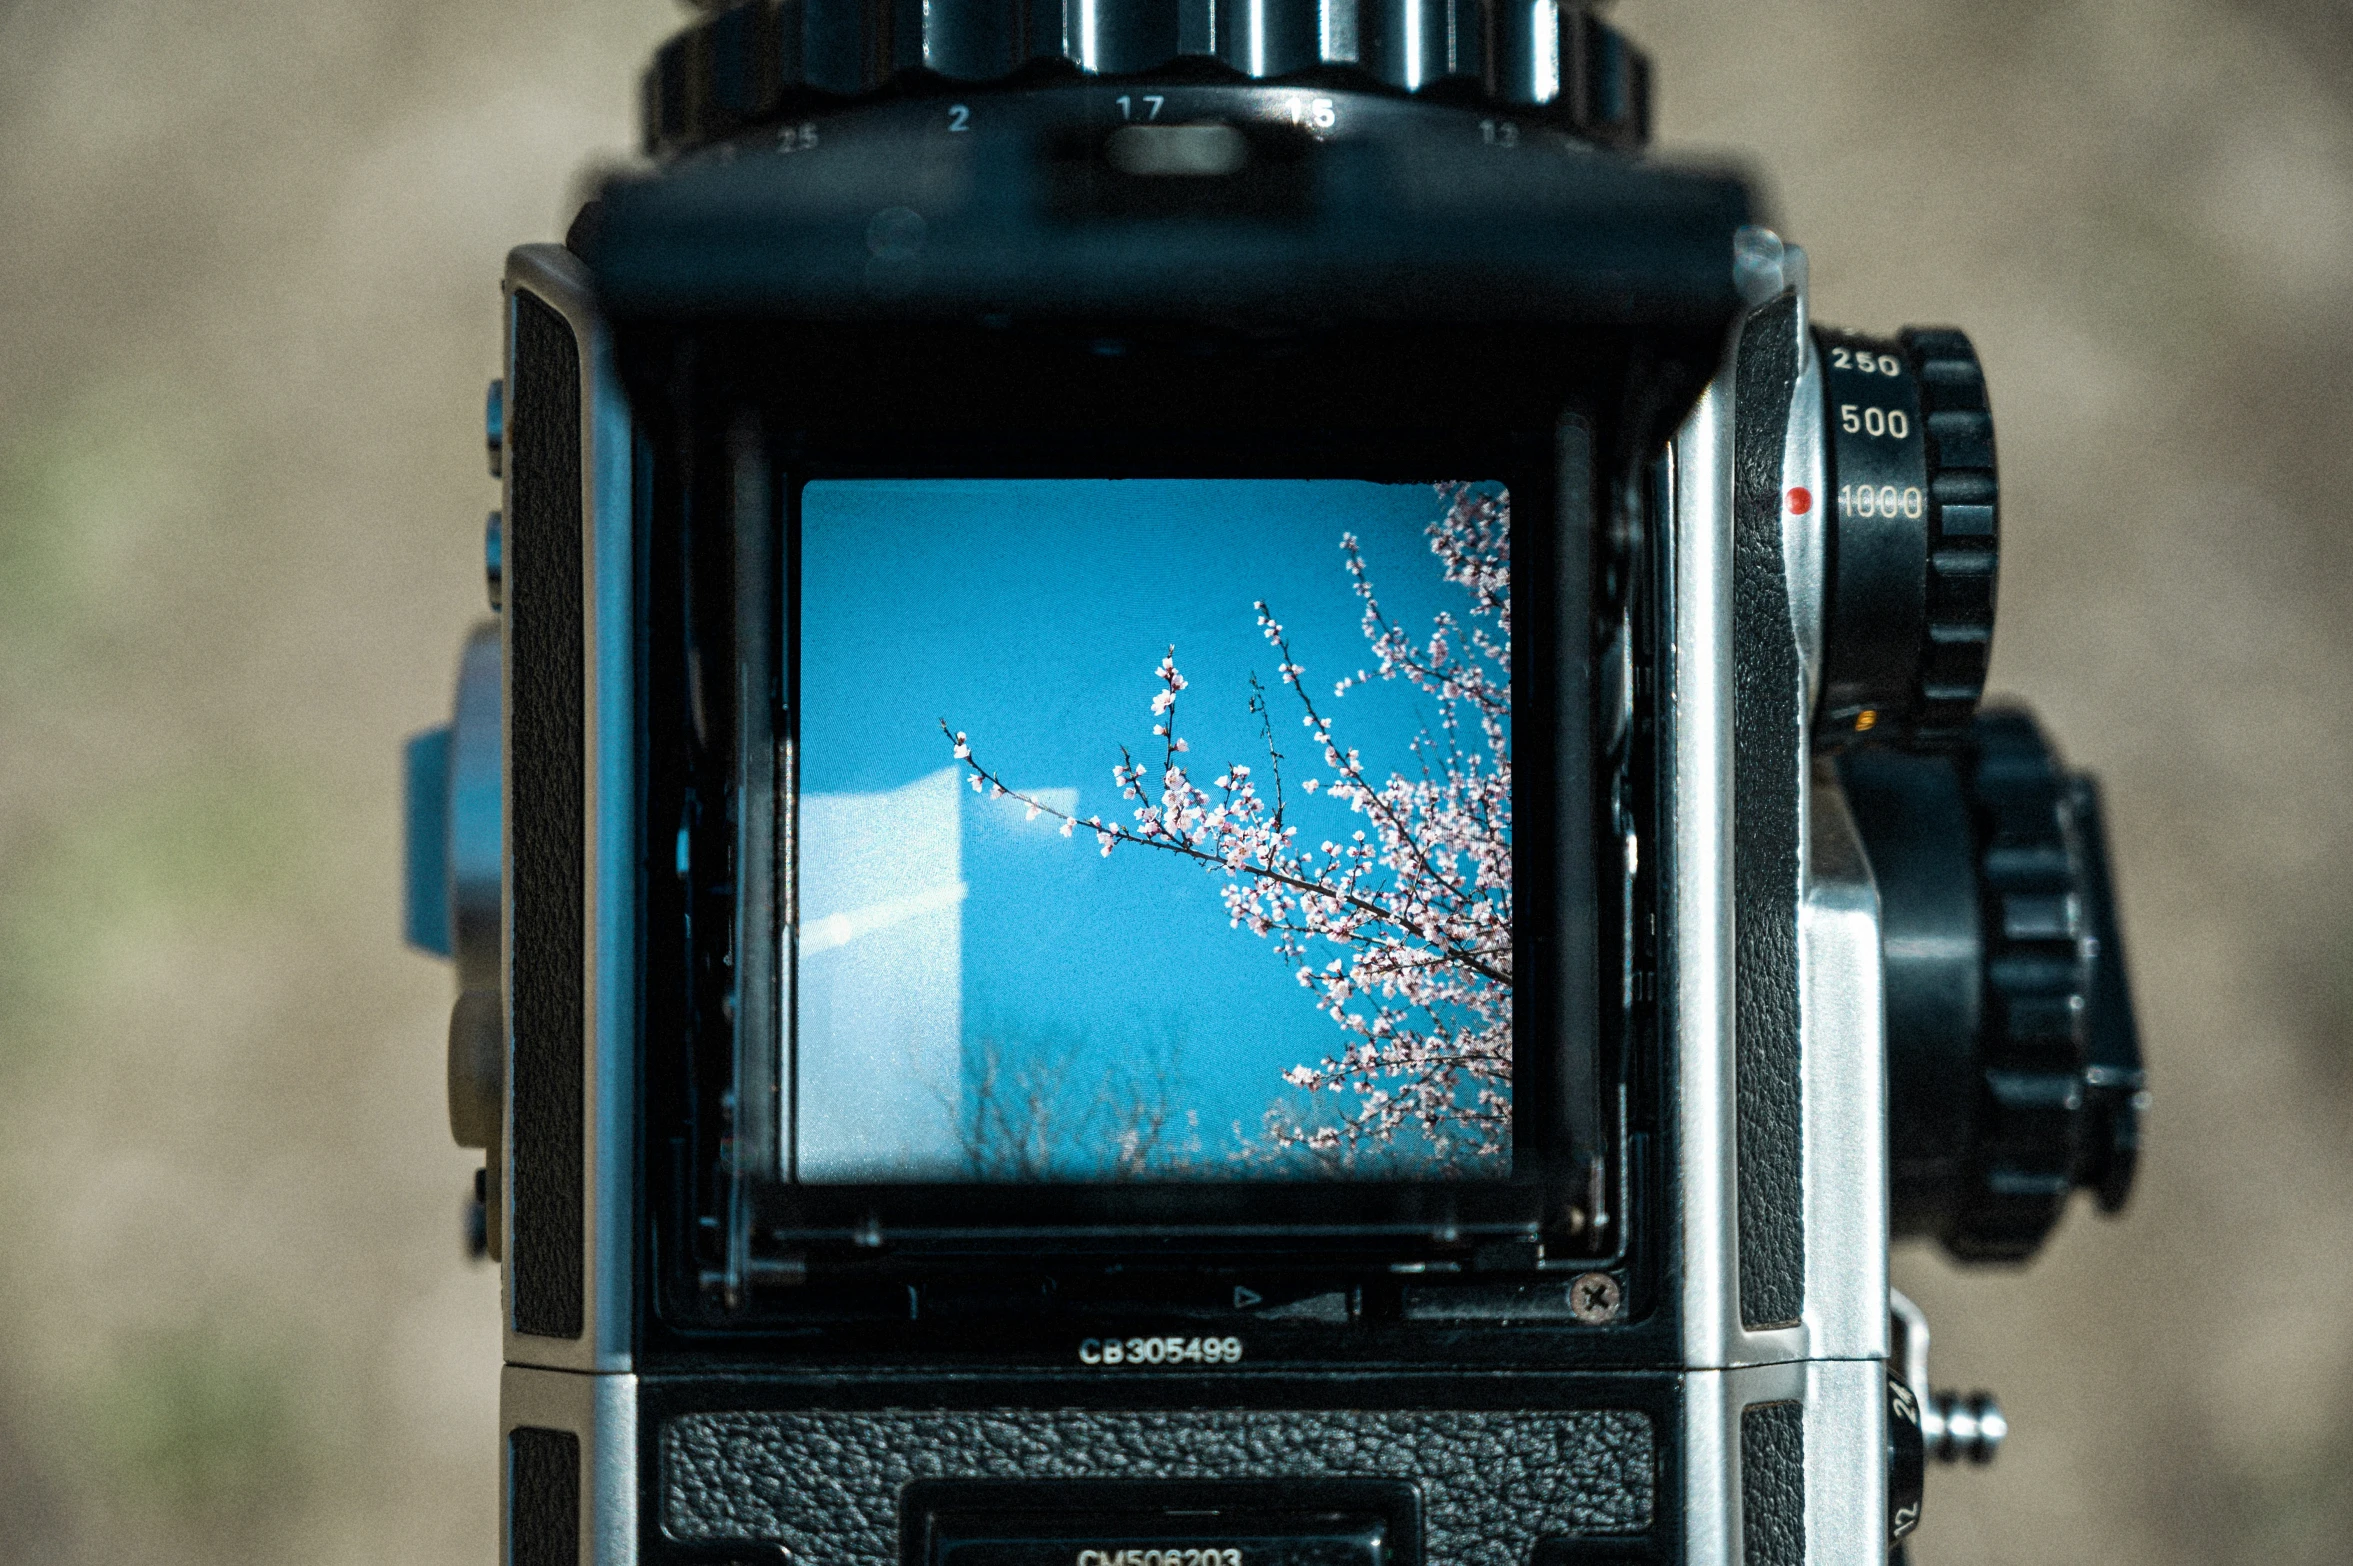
[1256, 608, 1474, 912]
[942, 482, 1513, 1159]
[941, 719, 1511, 989]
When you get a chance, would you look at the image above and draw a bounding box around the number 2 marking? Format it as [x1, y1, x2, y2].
[948, 103, 971, 132]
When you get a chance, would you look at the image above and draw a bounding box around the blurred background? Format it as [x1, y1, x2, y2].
[0, 0, 2344, 1560]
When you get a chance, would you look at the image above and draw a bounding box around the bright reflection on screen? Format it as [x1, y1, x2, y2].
[791, 480, 1512, 1183]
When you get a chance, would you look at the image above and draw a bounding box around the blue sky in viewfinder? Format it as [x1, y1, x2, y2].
[798, 479, 1498, 1175]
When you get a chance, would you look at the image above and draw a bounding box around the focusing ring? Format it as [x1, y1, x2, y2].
[646, 0, 1652, 156]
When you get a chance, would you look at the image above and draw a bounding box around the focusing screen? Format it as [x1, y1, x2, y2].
[791, 480, 1512, 1184]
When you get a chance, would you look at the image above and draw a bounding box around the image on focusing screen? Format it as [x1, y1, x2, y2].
[792, 480, 1512, 1184]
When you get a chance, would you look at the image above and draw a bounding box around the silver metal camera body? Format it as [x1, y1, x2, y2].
[400, 11, 2141, 1562]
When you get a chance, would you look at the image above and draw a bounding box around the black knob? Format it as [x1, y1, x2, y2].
[646, 0, 1652, 156]
[1921, 1389, 2007, 1465]
[1814, 328, 1999, 750]
[1841, 707, 2145, 1263]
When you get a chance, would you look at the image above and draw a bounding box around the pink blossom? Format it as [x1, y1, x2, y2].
[944, 483, 1513, 1163]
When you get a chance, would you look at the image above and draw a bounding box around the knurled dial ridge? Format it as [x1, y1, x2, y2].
[1902, 327, 1999, 750]
[1814, 324, 1999, 751]
[647, 0, 1652, 155]
[1943, 707, 2141, 1263]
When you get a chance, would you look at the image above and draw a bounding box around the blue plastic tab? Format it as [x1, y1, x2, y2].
[405, 726, 453, 955]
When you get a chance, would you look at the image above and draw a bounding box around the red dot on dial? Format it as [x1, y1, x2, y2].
[1787, 487, 1814, 516]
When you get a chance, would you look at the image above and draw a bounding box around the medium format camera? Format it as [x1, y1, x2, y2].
[401, 3, 2146, 1562]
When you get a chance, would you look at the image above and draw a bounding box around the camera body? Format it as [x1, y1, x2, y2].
[401, 6, 2142, 1563]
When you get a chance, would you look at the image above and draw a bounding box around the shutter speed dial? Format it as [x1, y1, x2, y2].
[1814, 328, 1999, 751]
